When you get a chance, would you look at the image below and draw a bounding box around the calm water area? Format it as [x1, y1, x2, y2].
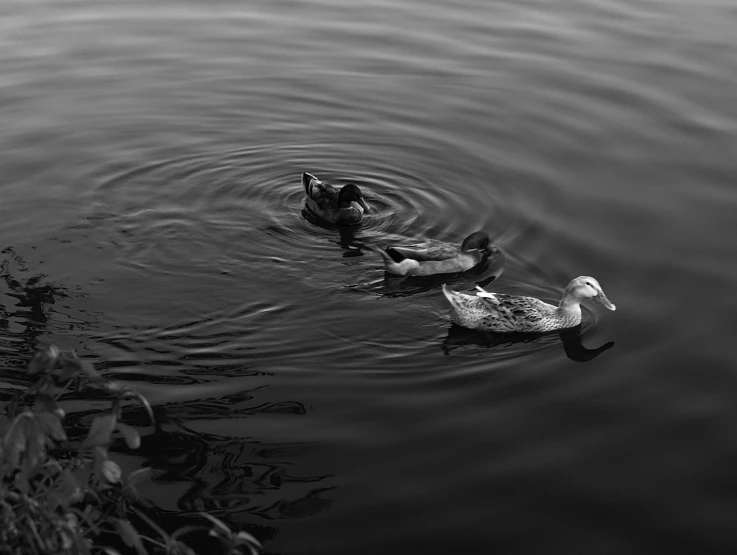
[2, 0, 737, 553]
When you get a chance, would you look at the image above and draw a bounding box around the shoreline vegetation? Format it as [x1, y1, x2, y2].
[0, 345, 261, 555]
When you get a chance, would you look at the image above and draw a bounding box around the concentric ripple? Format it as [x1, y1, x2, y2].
[8, 0, 735, 552]
[72, 128, 572, 378]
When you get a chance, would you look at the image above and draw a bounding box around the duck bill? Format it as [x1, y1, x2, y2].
[596, 292, 616, 311]
[357, 198, 369, 212]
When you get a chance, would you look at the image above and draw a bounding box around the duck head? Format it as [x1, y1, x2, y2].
[563, 276, 616, 310]
[460, 231, 498, 255]
[338, 184, 369, 212]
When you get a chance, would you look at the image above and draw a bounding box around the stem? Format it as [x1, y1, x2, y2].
[53, 378, 76, 401]
[140, 536, 168, 550]
[26, 515, 44, 555]
[131, 505, 170, 541]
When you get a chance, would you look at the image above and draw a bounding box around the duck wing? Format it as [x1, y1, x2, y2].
[389, 240, 459, 261]
[304, 179, 341, 220]
[303, 173, 339, 204]
[477, 289, 550, 324]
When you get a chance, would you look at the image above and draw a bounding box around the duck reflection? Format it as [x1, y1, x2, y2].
[442, 323, 614, 362]
[558, 325, 615, 362]
[301, 207, 365, 257]
[337, 224, 365, 255]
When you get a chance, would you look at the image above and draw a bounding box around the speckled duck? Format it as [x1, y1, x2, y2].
[442, 276, 616, 333]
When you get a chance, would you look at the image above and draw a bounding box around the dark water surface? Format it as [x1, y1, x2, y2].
[3, 0, 737, 553]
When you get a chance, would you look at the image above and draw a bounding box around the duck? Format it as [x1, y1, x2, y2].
[442, 276, 616, 333]
[373, 231, 498, 276]
[302, 172, 369, 226]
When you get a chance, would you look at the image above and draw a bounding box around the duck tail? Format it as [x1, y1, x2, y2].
[442, 283, 460, 310]
[443, 284, 471, 326]
[302, 172, 317, 194]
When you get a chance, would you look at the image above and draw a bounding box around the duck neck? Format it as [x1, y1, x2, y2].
[557, 292, 582, 321]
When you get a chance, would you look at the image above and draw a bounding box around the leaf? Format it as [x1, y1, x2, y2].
[14, 469, 29, 494]
[169, 525, 210, 542]
[102, 460, 122, 483]
[60, 529, 75, 551]
[23, 420, 47, 473]
[117, 390, 155, 426]
[200, 513, 231, 537]
[27, 346, 59, 375]
[114, 519, 148, 555]
[127, 467, 152, 488]
[34, 392, 60, 415]
[229, 530, 263, 555]
[123, 467, 153, 499]
[92, 445, 109, 483]
[97, 381, 127, 394]
[235, 530, 263, 550]
[83, 414, 117, 448]
[211, 525, 262, 555]
[58, 354, 83, 381]
[92, 445, 109, 482]
[36, 377, 58, 400]
[103, 548, 122, 555]
[27, 354, 48, 376]
[116, 422, 141, 449]
[79, 360, 101, 381]
[3, 414, 31, 469]
[35, 412, 67, 441]
[62, 468, 84, 503]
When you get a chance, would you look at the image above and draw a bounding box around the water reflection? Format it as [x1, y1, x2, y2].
[135, 389, 335, 524]
[337, 225, 365, 256]
[300, 207, 367, 257]
[558, 326, 615, 362]
[6, 0, 734, 550]
[262, 486, 335, 520]
[0, 248, 68, 382]
[442, 323, 614, 362]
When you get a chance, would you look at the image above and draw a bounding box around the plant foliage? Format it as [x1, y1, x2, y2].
[0, 346, 261, 555]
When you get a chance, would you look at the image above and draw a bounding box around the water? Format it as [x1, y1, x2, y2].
[2, 0, 737, 552]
